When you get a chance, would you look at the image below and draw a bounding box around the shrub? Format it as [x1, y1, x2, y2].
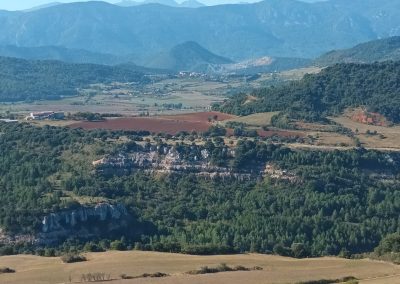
[110, 240, 126, 251]
[120, 274, 133, 279]
[61, 254, 87, 263]
[296, 276, 358, 284]
[140, 272, 168, 278]
[0, 267, 15, 274]
[186, 263, 262, 275]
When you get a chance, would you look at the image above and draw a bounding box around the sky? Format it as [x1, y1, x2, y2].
[0, 0, 265, 11]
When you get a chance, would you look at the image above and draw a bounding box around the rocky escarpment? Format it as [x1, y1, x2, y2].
[93, 145, 264, 180]
[41, 203, 128, 233]
[39, 203, 130, 244]
[0, 203, 129, 245]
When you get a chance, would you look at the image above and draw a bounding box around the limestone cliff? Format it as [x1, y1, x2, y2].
[93, 145, 263, 180]
[41, 203, 128, 233]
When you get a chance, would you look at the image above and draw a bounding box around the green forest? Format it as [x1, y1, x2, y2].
[0, 57, 148, 102]
[214, 62, 400, 123]
[0, 122, 399, 258]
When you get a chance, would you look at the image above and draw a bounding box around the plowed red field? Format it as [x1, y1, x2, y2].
[70, 112, 236, 134]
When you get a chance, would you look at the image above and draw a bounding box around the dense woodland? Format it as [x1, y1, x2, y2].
[0, 122, 400, 258]
[215, 62, 400, 123]
[0, 57, 149, 101]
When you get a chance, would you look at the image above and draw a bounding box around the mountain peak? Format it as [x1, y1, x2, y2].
[180, 0, 205, 8]
[148, 41, 232, 71]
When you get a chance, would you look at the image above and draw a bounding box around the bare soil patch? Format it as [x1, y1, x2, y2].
[70, 112, 235, 134]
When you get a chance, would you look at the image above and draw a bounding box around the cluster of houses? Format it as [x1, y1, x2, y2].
[25, 111, 65, 121]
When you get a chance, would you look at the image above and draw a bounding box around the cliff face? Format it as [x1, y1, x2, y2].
[93, 145, 264, 180]
[0, 203, 129, 245]
[41, 203, 128, 233]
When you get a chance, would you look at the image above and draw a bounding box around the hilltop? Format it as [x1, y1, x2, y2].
[146, 41, 233, 72]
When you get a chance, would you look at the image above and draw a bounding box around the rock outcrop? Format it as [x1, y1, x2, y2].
[0, 203, 130, 245]
[93, 145, 263, 180]
[41, 203, 128, 233]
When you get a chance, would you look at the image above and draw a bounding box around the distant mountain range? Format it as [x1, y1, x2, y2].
[315, 36, 400, 66]
[25, 0, 205, 11]
[2, 27, 400, 75]
[0, 42, 313, 74]
[0, 42, 232, 72]
[116, 0, 205, 8]
[0, 0, 398, 62]
[0, 45, 130, 65]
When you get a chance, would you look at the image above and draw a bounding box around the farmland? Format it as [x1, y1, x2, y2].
[222, 112, 279, 127]
[0, 251, 400, 284]
[0, 67, 319, 117]
[70, 111, 235, 134]
[0, 77, 230, 116]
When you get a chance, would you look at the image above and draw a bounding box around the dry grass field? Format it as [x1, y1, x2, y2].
[332, 116, 400, 150]
[223, 112, 279, 127]
[0, 251, 400, 284]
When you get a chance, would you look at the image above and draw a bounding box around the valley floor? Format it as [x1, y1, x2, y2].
[0, 251, 400, 284]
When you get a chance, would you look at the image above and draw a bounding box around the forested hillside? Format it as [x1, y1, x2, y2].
[0, 122, 399, 257]
[215, 62, 400, 123]
[315, 36, 400, 66]
[0, 57, 148, 102]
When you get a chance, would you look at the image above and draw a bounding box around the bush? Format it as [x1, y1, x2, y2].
[140, 272, 168, 278]
[0, 267, 15, 274]
[110, 240, 126, 251]
[83, 242, 104, 253]
[61, 254, 87, 263]
[186, 263, 261, 275]
[120, 273, 133, 279]
[374, 233, 400, 255]
[296, 276, 358, 284]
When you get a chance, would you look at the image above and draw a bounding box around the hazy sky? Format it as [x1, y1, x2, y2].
[0, 0, 265, 11]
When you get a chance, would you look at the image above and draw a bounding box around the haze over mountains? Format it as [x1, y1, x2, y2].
[0, 0, 398, 64]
